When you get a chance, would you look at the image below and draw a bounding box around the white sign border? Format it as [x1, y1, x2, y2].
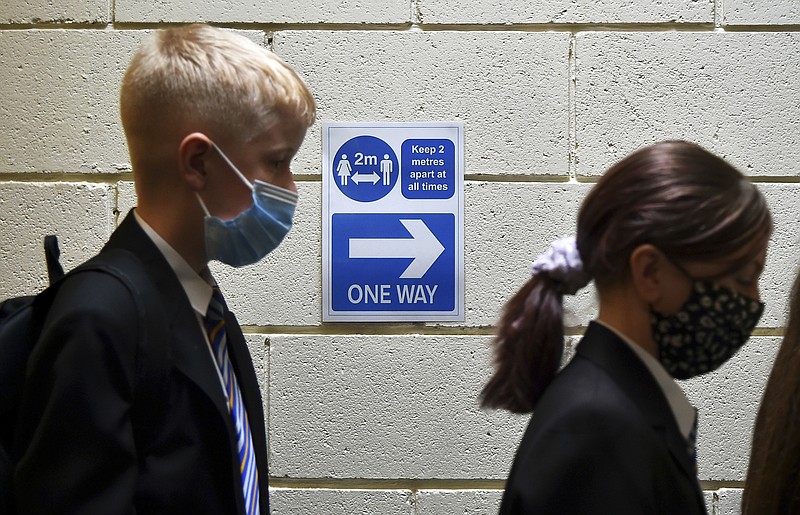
[322, 121, 465, 323]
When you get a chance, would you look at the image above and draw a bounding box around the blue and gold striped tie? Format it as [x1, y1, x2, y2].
[204, 288, 260, 515]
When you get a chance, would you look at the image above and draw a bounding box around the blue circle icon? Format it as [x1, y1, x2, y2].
[333, 136, 398, 202]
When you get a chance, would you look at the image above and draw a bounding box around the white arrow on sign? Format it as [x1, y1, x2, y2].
[351, 172, 380, 185]
[349, 219, 445, 279]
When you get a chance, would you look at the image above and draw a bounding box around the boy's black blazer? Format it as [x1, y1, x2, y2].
[14, 210, 269, 515]
[500, 322, 707, 514]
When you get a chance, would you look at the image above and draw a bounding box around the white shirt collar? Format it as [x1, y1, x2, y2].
[593, 319, 697, 440]
[133, 210, 214, 316]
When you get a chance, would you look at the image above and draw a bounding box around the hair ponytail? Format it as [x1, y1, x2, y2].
[479, 274, 567, 413]
[481, 141, 772, 415]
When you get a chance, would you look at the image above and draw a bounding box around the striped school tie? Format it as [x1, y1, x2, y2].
[204, 288, 260, 515]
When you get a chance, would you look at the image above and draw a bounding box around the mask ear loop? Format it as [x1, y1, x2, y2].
[195, 193, 212, 217]
[660, 251, 695, 282]
[211, 142, 255, 192]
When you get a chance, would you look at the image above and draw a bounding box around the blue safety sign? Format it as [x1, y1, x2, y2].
[322, 122, 464, 322]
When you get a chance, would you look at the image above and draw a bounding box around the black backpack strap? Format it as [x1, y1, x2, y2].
[42, 235, 65, 285]
[72, 248, 170, 446]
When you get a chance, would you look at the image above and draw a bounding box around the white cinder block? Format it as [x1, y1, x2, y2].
[724, 1, 800, 25]
[417, 0, 712, 24]
[269, 488, 414, 515]
[415, 489, 503, 514]
[274, 31, 570, 177]
[0, 0, 108, 23]
[117, 181, 136, 216]
[679, 337, 779, 481]
[0, 30, 144, 174]
[575, 32, 800, 178]
[759, 184, 800, 328]
[268, 335, 529, 479]
[115, 0, 410, 23]
[244, 334, 269, 428]
[0, 182, 113, 297]
[716, 488, 744, 515]
[464, 182, 596, 328]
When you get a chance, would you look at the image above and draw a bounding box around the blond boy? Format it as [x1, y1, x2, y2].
[13, 24, 315, 514]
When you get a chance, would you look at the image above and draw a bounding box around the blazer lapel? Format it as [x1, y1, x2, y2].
[577, 322, 700, 494]
[103, 211, 232, 421]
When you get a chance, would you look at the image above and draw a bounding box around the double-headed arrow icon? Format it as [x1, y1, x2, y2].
[351, 172, 380, 185]
[348, 219, 445, 279]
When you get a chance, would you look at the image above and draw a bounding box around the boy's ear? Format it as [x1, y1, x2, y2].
[629, 244, 668, 304]
[179, 132, 214, 191]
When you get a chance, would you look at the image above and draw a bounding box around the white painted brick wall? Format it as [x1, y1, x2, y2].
[575, 32, 800, 178]
[274, 31, 571, 177]
[417, 0, 713, 24]
[757, 184, 800, 327]
[269, 334, 528, 479]
[0, 31, 143, 173]
[2, 1, 798, 513]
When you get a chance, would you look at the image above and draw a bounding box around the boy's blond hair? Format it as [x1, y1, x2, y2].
[120, 24, 315, 144]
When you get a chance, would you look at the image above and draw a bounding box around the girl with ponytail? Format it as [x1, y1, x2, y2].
[482, 141, 773, 514]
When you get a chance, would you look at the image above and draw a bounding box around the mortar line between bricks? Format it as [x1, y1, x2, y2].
[241, 325, 784, 337]
[567, 35, 577, 182]
[723, 24, 800, 32]
[0, 172, 134, 182]
[0, 22, 753, 33]
[267, 477, 745, 490]
[4, 22, 800, 32]
[112, 183, 121, 226]
[701, 480, 746, 489]
[268, 478, 506, 490]
[3, 173, 798, 184]
[0, 173, 316, 183]
[265, 333, 273, 468]
[242, 324, 499, 336]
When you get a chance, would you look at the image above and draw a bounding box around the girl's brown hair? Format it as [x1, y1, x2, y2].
[480, 141, 773, 413]
[743, 272, 800, 514]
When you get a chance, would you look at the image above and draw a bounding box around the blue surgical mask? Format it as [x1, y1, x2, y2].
[196, 143, 298, 267]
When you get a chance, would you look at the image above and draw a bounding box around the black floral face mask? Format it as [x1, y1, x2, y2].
[651, 281, 764, 380]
